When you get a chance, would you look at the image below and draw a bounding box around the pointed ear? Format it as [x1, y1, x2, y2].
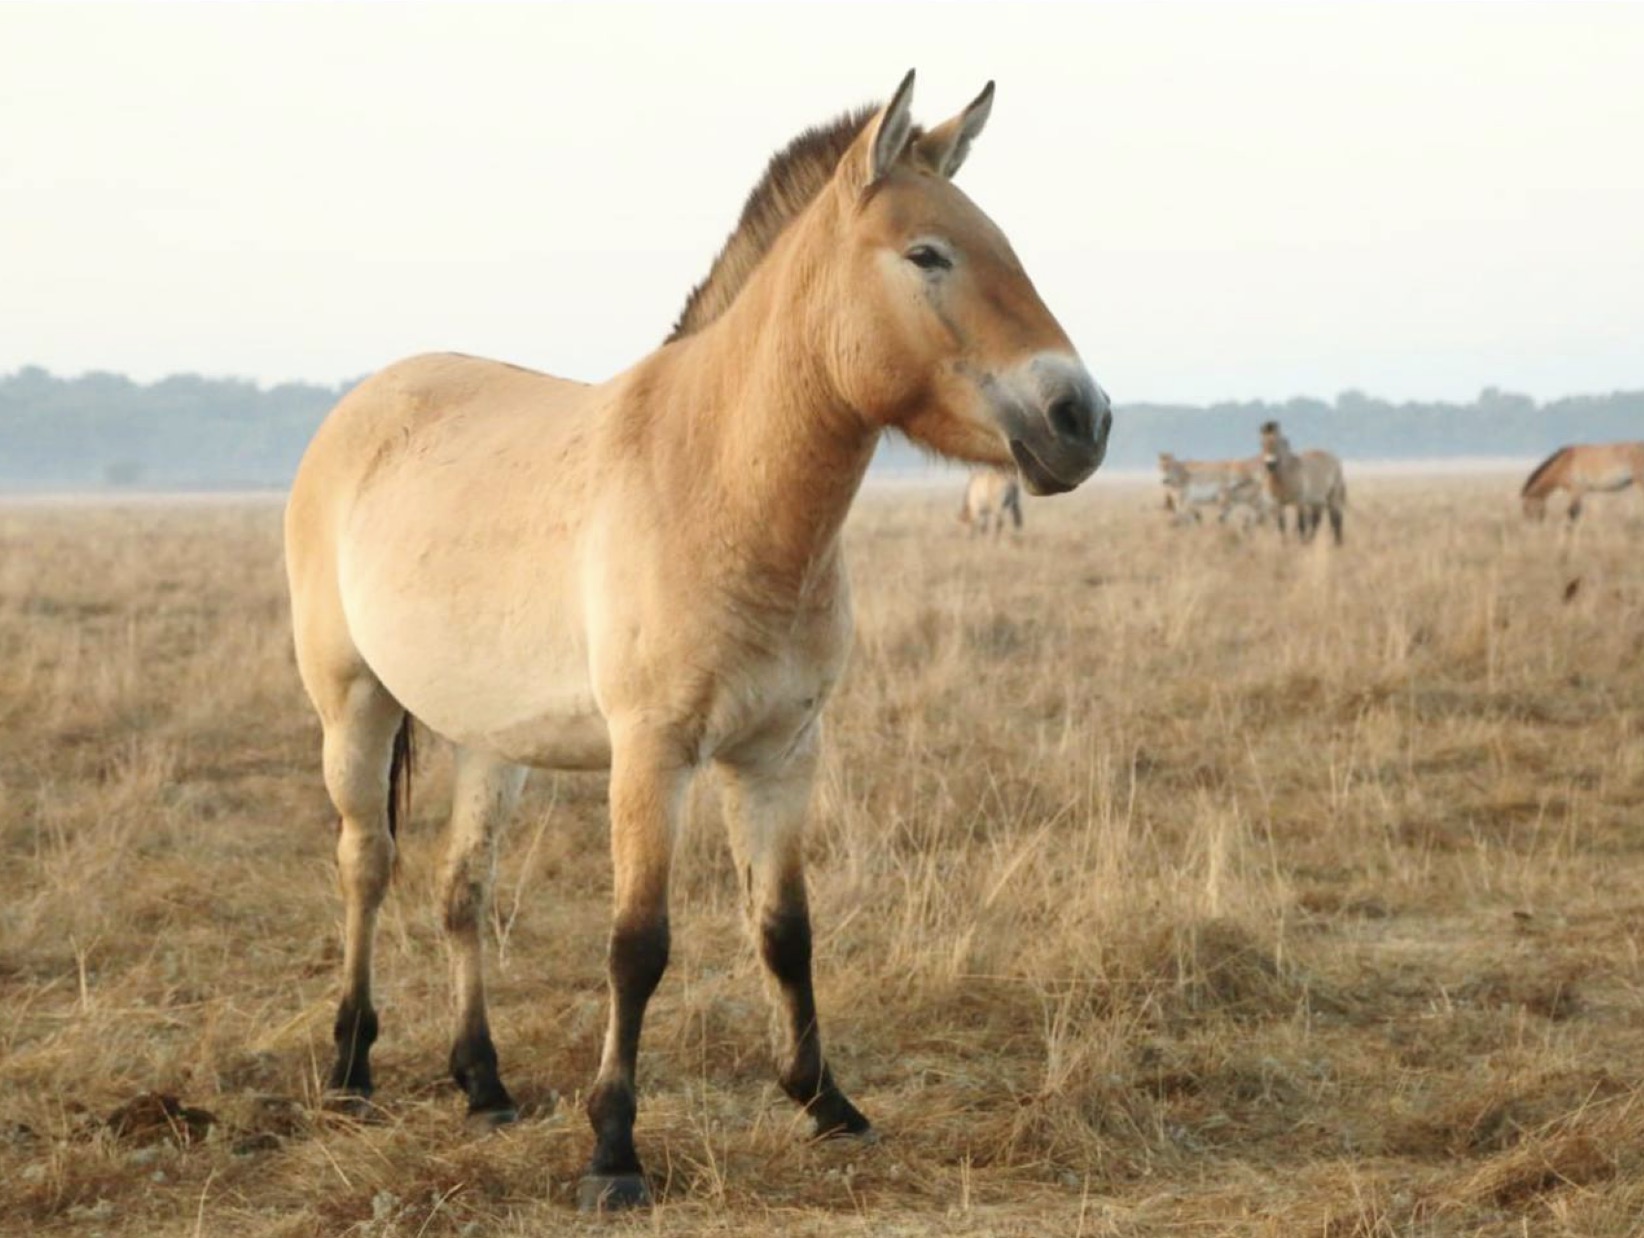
[914, 80, 993, 178]
[844, 69, 917, 196]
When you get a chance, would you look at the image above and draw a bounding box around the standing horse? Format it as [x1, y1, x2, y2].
[958, 467, 1023, 537]
[1259, 421, 1346, 545]
[1158, 452, 1273, 528]
[1521, 442, 1644, 521]
[284, 72, 1110, 1211]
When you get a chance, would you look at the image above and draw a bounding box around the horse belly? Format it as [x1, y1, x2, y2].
[1583, 463, 1635, 493]
[340, 561, 611, 769]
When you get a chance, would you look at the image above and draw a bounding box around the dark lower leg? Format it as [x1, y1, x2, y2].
[329, 995, 378, 1094]
[761, 893, 869, 1138]
[328, 827, 390, 1098]
[586, 915, 670, 1177]
[449, 1009, 513, 1117]
[445, 871, 515, 1118]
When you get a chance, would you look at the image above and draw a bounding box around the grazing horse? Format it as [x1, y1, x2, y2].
[958, 467, 1023, 537]
[1521, 442, 1644, 521]
[1158, 452, 1273, 527]
[1259, 421, 1346, 544]
[284, 72, 1110, 1211]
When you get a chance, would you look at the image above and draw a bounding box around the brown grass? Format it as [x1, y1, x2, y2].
[2, 477, 1643, 1235]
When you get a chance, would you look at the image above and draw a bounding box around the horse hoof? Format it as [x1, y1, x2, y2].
[320, 1091, 381, 1122]
[464, 1106, 518, 1134]
[577, 1173, 651, 1212]
[819, 1121, 878, 1146]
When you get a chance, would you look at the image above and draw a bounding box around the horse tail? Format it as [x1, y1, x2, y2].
[1522, 446, 1568, 498]
[387, 714, 414, 842]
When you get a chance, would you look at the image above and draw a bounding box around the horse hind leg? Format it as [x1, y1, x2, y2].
[311, 672, 407, 1107]
[442, 747, 528, 1128]
[1329, 503, 1344, 546]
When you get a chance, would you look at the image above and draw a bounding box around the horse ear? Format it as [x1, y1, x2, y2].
[914, 81, 994, 178]
[847, 69, 917, 195]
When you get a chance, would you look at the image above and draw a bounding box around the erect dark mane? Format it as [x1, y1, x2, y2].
[1521, 445, 1570, 496]
[666, 105, 905, 343]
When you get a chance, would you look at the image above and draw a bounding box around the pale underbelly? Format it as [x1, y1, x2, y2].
[381, 649, 611, 769]
[1580, 470, 1635, 493]
[342, 593, 611, 770]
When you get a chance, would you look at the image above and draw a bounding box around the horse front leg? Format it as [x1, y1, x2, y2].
[580, 733, 689, 1212]
[718, 736, 871, 1141]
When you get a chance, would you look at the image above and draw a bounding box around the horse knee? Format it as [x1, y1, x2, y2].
[759, 900, 813, 990]
[609, 916, 670, 1004]
[442, 862, 486, 935]
[337, 826, 394, 903]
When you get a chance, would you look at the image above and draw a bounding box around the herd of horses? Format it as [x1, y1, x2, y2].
[1156, 419, 1347, 543]
[1153, 435, 1642, 543]
[277, 72, 1639, 1213]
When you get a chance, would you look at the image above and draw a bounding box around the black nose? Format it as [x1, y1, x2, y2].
[1048, 392, 1095, 445]
[1046, 384, 1111, 448]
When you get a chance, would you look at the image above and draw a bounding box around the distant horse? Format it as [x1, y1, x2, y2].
[284, 72, 1109, 1211]
[958, 467, 1023, 537]
[1259, 421, 1346, 544]
[1521, 442, 1644, 521]
[1158, 452, 1273, 527]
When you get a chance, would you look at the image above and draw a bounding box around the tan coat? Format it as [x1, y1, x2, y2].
[282, 72, 1111, 1209]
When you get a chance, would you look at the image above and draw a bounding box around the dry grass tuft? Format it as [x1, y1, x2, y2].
[2, 478, 1643, 1235]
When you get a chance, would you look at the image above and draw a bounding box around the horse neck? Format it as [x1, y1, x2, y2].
[1276, 447, 1305, 494]
[645, 242, 878, 604]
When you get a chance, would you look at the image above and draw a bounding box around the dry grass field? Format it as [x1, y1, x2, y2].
[3, 475, 1643, 1236]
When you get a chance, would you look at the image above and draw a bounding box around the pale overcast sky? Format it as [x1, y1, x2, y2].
[3, 2, 1641, 404]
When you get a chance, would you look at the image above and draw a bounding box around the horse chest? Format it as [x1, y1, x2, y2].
[700, 639, 839, 763]
[610, 593, 848, 766]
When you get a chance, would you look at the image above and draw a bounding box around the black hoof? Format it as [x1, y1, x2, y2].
[464, 1105, 518, 1134]
[319, 1091, 383, 1124]
[810, 1095, 874, 1142]
[816, 1117, 877, 1144]
[577, 1173, 651, 1213]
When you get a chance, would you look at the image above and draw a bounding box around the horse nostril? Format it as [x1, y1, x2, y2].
[1048, 396, 1093, 445]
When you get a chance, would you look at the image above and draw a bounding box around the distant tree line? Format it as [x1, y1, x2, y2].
[0, 366, 357, 490]
[1, 366, 1638, 490]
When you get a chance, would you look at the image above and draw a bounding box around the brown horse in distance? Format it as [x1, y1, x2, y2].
[959, 467, 1023, 537]
[1521, 442, 1644, 521]
[1260, 421, 1346, 545]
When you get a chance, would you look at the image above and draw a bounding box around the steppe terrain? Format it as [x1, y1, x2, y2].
[3, 476, 1642, 1236]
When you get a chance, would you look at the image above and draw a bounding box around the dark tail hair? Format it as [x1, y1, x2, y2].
[1522, 446, 1568, 498]
[387, 715, 414, 841]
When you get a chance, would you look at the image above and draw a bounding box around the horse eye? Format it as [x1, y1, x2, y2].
[905, 244, 952, 272]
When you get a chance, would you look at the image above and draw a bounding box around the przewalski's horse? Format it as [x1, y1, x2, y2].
[284, 72, 1110, 1212]
[1158, 452, 1273, 527]
[958, 467, 1023, 537]
[1259, 421, 1346, 545]
[1521, 442, 1644, 521]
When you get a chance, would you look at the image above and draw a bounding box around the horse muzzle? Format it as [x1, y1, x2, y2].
[999, 358, 1111, 496]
